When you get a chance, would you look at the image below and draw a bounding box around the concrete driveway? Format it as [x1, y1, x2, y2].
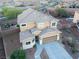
[35, 42, 72, 59]
[44, 42, 72, 59]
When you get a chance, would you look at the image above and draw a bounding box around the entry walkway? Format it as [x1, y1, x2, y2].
[35, 42, 72, 59]
[35, 43, 43, 59]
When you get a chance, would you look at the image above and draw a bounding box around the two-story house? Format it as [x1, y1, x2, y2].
[73, 11, 79, 30]
[17, 8, 61, 49]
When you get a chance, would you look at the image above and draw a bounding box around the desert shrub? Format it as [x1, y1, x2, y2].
[71, 47, 78, 53]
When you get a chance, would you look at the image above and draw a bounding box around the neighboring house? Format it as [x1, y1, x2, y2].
[17, 8, 61, 50]
[40, 0, 48, 4]
[0, 0, 14, 6]
[73, 11, 79, 23]
[65, 11, 79, 27]
[14, 0, 40, 6]
[73, 11, 79, 30]
[60, 11, 79, 29]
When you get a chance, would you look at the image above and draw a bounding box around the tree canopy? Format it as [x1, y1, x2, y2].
[2, 6, 23, 20]
[10, 49, 26, 59]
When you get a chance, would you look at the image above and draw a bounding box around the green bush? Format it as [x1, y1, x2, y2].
[10, 49, 26, 59]
[71, 47, 78, 53]
[56, 8, 70, 18]
[16, 24, 20, 28]
[2, 7, 23, 20]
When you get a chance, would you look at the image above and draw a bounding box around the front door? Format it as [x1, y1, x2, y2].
[35, 36, 40, 44]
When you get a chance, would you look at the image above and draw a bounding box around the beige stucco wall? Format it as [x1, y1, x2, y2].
[37, 21, 50, 30]
[14, 0, 40, 6]
[26, 22, 36, 29]
[20, 20, 57, 32]
[20, 22, 36, 32]
[45, 21, 50, 27]
[73, 11, 79, 23]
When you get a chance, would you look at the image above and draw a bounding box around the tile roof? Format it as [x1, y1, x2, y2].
[30, 28, 42, 36]
[17, 8, 58, 24]
[20, 30, 34, 42]
[39, 28, 61, 38]
[35, 42, 72, 59]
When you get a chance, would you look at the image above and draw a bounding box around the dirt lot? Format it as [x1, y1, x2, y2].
[61, 28, 79, 59]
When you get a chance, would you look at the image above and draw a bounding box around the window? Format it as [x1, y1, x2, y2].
[26, 42, 30, 45]
[22, 24, 26, 26]
[52, 23, 55, 26]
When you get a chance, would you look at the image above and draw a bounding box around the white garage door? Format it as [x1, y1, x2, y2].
[43, 36, 57, 44]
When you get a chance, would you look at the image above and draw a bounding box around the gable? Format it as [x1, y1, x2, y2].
[17, 8, 58, 24]
[40, 28, 61, 39]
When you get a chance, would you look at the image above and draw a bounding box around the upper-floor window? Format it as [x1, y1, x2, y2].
[22, 24, 26, 26]
[52, 23, 55, 26]
[26, 41, 30, 45]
